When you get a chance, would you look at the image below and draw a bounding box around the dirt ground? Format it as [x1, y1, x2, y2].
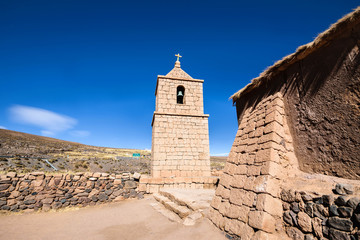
[0, 196, 226, 240]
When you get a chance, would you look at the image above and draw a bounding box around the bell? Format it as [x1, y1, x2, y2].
[177, 91, 184, 97]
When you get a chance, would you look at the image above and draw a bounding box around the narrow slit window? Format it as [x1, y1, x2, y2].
[177, 86, 185, 104]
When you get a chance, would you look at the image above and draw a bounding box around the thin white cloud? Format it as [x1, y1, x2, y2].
[70, 130, 90, 137]
[41, 130, 55, 136]
[0, 126, 7, 129]
[212, 153, 229, 156]
[9, 105, 77, 135]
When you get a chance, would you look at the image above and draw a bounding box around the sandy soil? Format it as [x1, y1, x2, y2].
[0, 196, 226, 240]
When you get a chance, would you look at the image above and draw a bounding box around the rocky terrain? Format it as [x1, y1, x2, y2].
[0, 129, 151, 174]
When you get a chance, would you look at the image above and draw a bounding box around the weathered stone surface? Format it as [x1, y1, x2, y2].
[183, 212, 203, 226]
[24, 199, 36, 205]
[42, 198, 54, 204]
[251, 230, 277, 240]
[335, 196, 348, 206]
[334, 183, 354, 195]
[281, 189, 296, 202]
[284, 211, 293, 226]
[218, 200, 230, 215]
[312, 217, 323, 238]
[0, 184, 11, 191]
[42, 204, 51, 211]
[301, 194, 313, 202]
[291, 202, 300, 213]
[314, 204, 328, 219]
[328, 228, 350, 240]
[0, 180, 12, 184]
[305, 202, 314, 217]
[304, 234, 315, 240]
[6, 172, 17, 178]
[330, 205, 339, 216]
[347, 197, 360, 209]
[105, 189, 113, 196]
[289, 210, 298, 226]
[132, 172, 141, 180]
[98, 192, 108, 202]
[229, 188, 244, 205]
[256, 193, 283, 217]
[248, 210, 275, 233]
[52, 202, 62, 209]
[137, 192, 144, 199]
[328, 217, 353, 232]
[227, 204, 242, 219]
[114, 196, 124, 202]
[322, 195, 334, 207]
[0, 192, 11, 198]
[124, 181, 137, 189]
[298, 212, 312, 232]
[286, 227, 304, 240]
[7, 199, 16, 206]
[0, 200, 7, 207]
[338, 207, 353, 218]
[1, 205, 10, 210]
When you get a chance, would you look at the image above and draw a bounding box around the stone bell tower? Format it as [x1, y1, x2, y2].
[151, 54, 211, 178]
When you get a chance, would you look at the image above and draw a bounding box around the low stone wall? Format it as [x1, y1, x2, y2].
[282, 184, 360, 240]
[0, 171, 142, 212]
[139, 176, 218, 193]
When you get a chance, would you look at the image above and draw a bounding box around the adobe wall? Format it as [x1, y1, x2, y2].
[208, 92, 360, 239]
[151, 114, 210, 178]
[0, 171, 142, 212]
[284, 34, 360, 180]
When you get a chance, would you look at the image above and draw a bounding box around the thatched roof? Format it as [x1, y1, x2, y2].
[231, 7, 360, 103]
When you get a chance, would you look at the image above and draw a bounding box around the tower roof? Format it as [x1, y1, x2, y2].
[165, 58, 193, 80]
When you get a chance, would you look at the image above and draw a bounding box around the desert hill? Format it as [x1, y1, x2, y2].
[0, 129, 150, 173]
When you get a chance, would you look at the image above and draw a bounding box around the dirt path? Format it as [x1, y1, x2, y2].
[0, 196, 226, 240]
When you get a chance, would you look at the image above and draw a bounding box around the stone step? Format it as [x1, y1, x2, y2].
[159, 188, 214, 213]
[150, 201, 182, 223]
[153, 193, 192, 219]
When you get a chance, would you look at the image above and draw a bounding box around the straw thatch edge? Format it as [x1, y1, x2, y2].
[231, 7, 360, 103]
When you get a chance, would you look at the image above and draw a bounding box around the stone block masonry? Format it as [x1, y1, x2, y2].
[0, 171, 142, 212]
[155, 77, 204, 115]
[209, 92, 292, 239]
[151, 114, 210, 178]
[138, 175, 218, 193]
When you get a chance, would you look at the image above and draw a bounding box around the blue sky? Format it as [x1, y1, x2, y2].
[0, 0, 358, 155]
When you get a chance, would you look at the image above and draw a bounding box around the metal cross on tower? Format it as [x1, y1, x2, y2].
[175, 53, 182, 62]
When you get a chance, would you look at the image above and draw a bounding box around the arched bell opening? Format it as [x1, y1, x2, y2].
[177, 86, 185, 104]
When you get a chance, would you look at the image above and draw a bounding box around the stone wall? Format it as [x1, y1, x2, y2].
[209, 92, 294, 239]
[155, 77, 204, 115]
[281, 184, 360, 240]
[138, 175, 218, 193]
[151, 114, 210, 178]
[0, 171, 142, 212]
